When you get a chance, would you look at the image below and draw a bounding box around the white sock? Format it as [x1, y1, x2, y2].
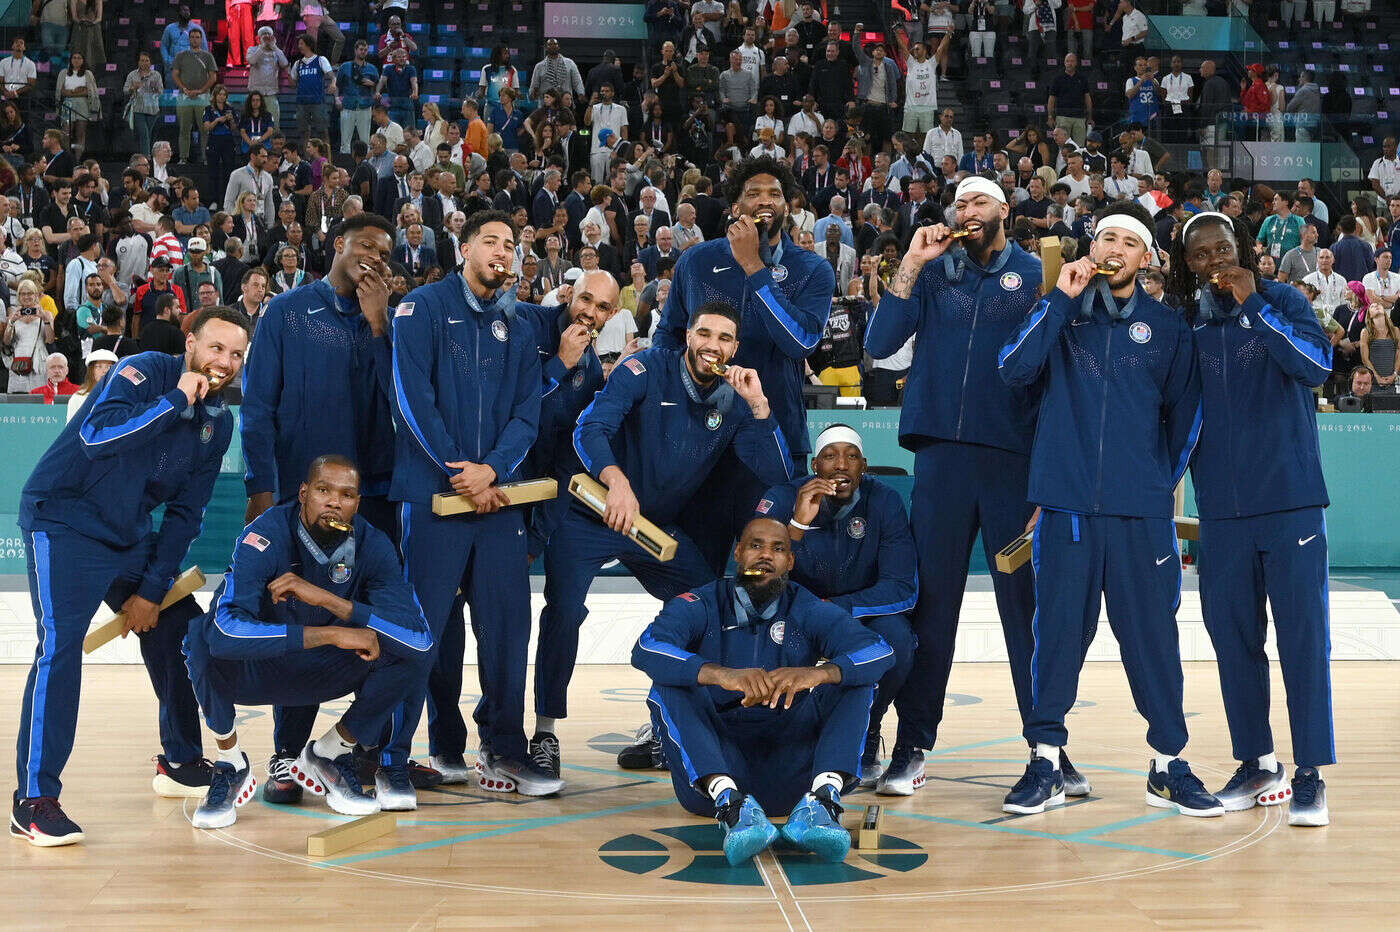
[1154, 754, 1177, 771]
[811, 772, 842, 795]
[1035, 744, 1062, 770]
[1257, 752, 1278, 771]
[707, 775, 738, 801]
[536, 716, 558, 735]
[312, 724, 356, 760]
[218, 742, 245, 767]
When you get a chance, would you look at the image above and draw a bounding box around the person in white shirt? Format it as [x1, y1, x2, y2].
[787, 96, 824, 139]
[902, 42, 938, 134]
[1119, 0, 1149, 50]
[1369, 137, 1400, 200]
[1303, 249, 1350, 309]
[748, 126, 786, 160]
[671, 204, 704, 253]
[595, 301, 636, 357]
[0, 37, 37, 106]
[1160, 55, 1194, 144]
[691, 0, 725, 42]
[1362, 248, 1399, 312]
[586, 82, 628, 183]
[922, 108, 962, 165]
[1104, 154, 1138, 200]
[753, 97, 786, 142]
[1058, 152, 1091, 200]
[737, 27, 765, 82]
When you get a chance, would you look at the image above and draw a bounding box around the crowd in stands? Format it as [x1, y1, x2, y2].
[0, 0, 1397, 409]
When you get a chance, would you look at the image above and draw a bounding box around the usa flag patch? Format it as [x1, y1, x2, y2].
[394, 301, 415, 317]
[121, 366, 146, 385]
[624, 358, 646, 375]
[676, 592, 699, 602]
[756, 498, 773, 515]
[242, 532, 271, 552]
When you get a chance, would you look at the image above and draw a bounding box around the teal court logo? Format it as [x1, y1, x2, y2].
[599, 823, 927, 886]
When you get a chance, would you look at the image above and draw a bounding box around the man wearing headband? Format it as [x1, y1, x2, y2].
[12, 307, 250, 846]
[184, 456, 432, 831]
[751, 424, 917, 789]
[631, 517, 893, 867]
[864, 173, 1073, 797]
[1171, 210, 1335, 827]
[998, 202, 1219, 817]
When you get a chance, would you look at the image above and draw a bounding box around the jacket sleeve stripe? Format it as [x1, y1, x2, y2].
[997, 298, 1051, 369]
[756, 284, 821, 350]
[1256, 303, 1333, 374]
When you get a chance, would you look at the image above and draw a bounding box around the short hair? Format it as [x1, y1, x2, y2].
[463, 209, 517, 241]
[190, 305, 254, 339]
[155, 292, 179, 316]
[75, 233, 99, 253]
[339, 211, 395, 240]
[241, 266, 268, 286]
[1339, 214, 1358, 235]
[306, 453, 360, 483]
[724, 155, 800, 204]
[688, 299, 741, 330]
[101, 304, 125, 326]
[570, 169, 590, 188]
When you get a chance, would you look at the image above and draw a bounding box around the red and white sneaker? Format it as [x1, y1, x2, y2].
[291, 744, 380, 816]
[192, 754, 258, 829]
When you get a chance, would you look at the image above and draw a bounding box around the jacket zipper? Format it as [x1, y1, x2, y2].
[954, 275, 980, 439]
[475, 321, 483, 461]
[1221, 326, 1239, 517]
[1093, 323, 1112, 514]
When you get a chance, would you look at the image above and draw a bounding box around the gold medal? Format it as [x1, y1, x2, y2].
[325, 518, 351, 533]
[1094, 258, 1125, 275]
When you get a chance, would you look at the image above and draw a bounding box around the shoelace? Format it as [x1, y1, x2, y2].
[331, 753, 364, 789]
[813, 789, 844, 822]
[29, 796, 67, 822]
[1221, 762, 1257, 792]
[1293, 771, 1319, 806]
[888, 747, 918, 772]
[1169, 765, 1211, 798]
[379, 763, 412, 788]
[267, 756, 295, 782]
[530, 736, 559, 772]
[205, 765, 236, 807]
[715, 791, 743, 829]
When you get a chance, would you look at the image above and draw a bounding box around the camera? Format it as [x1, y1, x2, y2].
[21, 307, 36, 316]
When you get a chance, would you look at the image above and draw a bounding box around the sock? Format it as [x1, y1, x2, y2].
[536, 716, 558, 736]
[312, 724, 356, 760]
[811, 772, 842, 795]
[707, 775, 738, 801]
[1257, 752, 1278, 771]
[1035, 744, 1062, 769]
[1154, 754, 1177, 772]
[218, 742, 245, 767]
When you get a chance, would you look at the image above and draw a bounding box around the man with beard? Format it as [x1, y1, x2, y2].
[653, 156, 834, 575]
[632, 517, 894, 866]
[752, 425, 917, 789]
[552, 302, 794, 777]
[12, 307, 250, 847]
[184, 456, 432, 830]
[863, 176, 1087, 798]
[387, 211, 549, 800]
[239, 213, 434, 808]
[998, 202, 1215, 818]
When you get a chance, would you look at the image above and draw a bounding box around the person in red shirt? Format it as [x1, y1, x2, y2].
[1241, 63, 1270, 140]
[29, 353, 80, 403]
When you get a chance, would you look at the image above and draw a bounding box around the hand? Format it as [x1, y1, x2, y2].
[1055, 257, 1099, 299]
[1025, 505, 1041, 536]
[602, 471, 640, 535]
[445, 461, 497, 497]
[618, 335, 644, 362]
[267, 571, 331, 608]
[765, 665, 836, 709]
[710, 666, 776, 707]
[245, 492, 275, 526]
[1209, 266, 1256, 306]
[334, 626, 381, 661]
[725, 365, 769, 419]
[468, 486, 510, 514]
[726, 216, 764, 274]
[903, 224, 954, 270]
[177, 371, 210, 406]
[120, 594, 160, 636]
[793, 476, 836, 527]
[557, 321, 591, 370]
[355, 262, 391, 335]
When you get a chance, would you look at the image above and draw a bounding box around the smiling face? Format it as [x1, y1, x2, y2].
[811, 441, 864, 500]
[1091, 224, 1151, 289]
[685, 311, 739, 383]
[185, 317, 249, 395]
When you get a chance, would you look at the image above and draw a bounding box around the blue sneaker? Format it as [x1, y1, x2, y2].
[1003, 756, 1066, 814]
[292, 743, 380, 816]
[192, 754, 257, 829]
[1288, 768, 1329, 826]
[374, 763, 418, 811]
[781, 785, 850, 862]
[1216, 759, 1290, 812]
[875, 745, 924, 796]
[715, 789, 779, 866]
[1146, 759, 1225, 817]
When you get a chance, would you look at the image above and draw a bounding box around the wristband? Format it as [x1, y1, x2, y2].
[789, 518, 815, 531]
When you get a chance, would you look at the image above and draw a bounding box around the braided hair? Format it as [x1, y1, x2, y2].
[1166, 211, 1261, 318]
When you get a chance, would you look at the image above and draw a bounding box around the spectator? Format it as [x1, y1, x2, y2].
[0, 37, 37, 117]
[246, 27, 287, 126]
[268, 244, 308, 293]
[810, 41, 854, 129]
[90, 304, 135, 357]
[62, 232, 99, 312]
[1294, 194, 1330, 247]
[1331, 215, 1376, 283]
[1021, 0, 1061, 72]
[1341, 366, 1374, 411]
[54, 51, 98, 159]
[376, 46, 417, 129]
[1370, 137, 1400, 201]
[1361, 303, 1399, 391]
[1258, 192, 1306, 264]
[171, 26, 218, 164]
[1124, 56, 1160, 133]
[64, 346, 115, 420]
[922, 107, 961, 165]
[967, 0, 997, 63]
[1116, 0, 1149, 59]
[1196, 59, 1233, 168]
[814, 193, 854, 246]
[718, 50, 757, 146]
[290, 35, 336, 144]
[375, 14, 417, 62]
[159, 3, 196, 73]
[854, 37, 899, 154]
[1288, 68, 1322, 143]
[139, 292, 185, 354]
[28, 352, 78, 402]
[1046, 53, 1092, 146]
[1363, 248, 1399, 314]
[3, 277, 52, 392]
[122, 51, 164, 158]
[1264, 66, 1287, 143]
[587, 83, 630, 183]
[1304, 248, 1350, 311]
[636, 224, 678, 279]
[819, 220, 857, 295]
[811, 281, 868, 395]
[531, 38, 584, 101]
[174, 236, 222, 303]
[131, 256, 186, 335]
[1279, 222, 1322, 283]
[225, 0, 254, 68]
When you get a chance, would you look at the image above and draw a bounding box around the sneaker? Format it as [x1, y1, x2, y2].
[780, 785, 850, 862]
[374, 764, 418, 811]
[291, 743, 381, 816]
[192, 755, 257, 829]
[876, 745, 925, 796]
[407, 759, 444, 790]
[1003, 756, 1066, 814]
[263, 754, 303, 804]
[618, 722, 667, 770]
[151, 755, 214, 798]
[858, 730, 885, 789]
[1146, 759, 1225, 817]
[1288, 768, 1329, 826]
[476, 751, 566, 796]
[1060, 749, 1092, 797]
[1216, 759, 1290, 812]
[10, 794, 84, 847]
[429, 753, 474, 785]
[715, 789, 779, 866]
[529, 731, 562, 779]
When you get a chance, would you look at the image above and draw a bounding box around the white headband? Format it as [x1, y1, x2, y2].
[815, 425, 863, 456]
[1180, 210, 1234, 241]
[1094, 212, 1155, 250]
[954, 175, 1006, 206]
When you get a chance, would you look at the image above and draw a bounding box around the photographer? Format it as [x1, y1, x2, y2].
[810, 277, 871, 397]
[3, 275, 53, 392]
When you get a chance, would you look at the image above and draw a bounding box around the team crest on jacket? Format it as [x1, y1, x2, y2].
[848, 517, 867, 539]
[491, 319, 509, 342]
[1000, 272, 1023, 291]
[200, 423, 214, 444]
[705, 409, 723, 430]
[769, 620, 785, 645]
[1129, 321, 1152, 344]
[771, 265, 788, 282]
[572, 369, 585, 389]
[329, 561, 351, 584]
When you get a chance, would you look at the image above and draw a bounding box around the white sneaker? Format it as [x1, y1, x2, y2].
[192, 755, 257, 829]
[374, 764, 418, 811]
[291, 743, 381, 816]
[430, 753, 475, 785]
[876, 746, 925, 796]
[476, 751, 565, 796]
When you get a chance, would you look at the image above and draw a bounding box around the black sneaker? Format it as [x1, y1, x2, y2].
[263, 754, 303, 804]
[1060, 749, 1092, 797]
[10, 794, 84, 847]
[1146, 758, 1225, 817]
[618, 722, 667, 770]
[529, 731, 562, 779]
[1002, 756, 1066, 814]
[151, 755, 215, 798]
[407, 759, 444, 789]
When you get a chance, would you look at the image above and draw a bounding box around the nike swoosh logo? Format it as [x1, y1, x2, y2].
[448, 317, 465, 324]
[306, 307, 323, 315]
[712, 266, 731, 273]
[661, 401, 678, 406]
[1071, 319, 1090, 326]
[1298, 535, 1317, 546]
[1150, 783, 1173, 800]
[1156, 555, 1172, 566]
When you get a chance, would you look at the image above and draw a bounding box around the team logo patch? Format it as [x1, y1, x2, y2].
[1129, 321, 1153, 344]
[755, 498, 773, 515]
[329, 561, 351, 584]
[677, 592, 699, 602]
[572, 369, 585, 389]
[771, 265, 788, 282]
[705, 409, 723, 430]
[769, 620, 785, 645]
[1000, 272, 1023, 291]
[394, 301, 414, 317]
[242, 532, 270, 552]
[120, 366, 146, 385]
[624, 358, 646, 375]
[848, 517, 867, 539]
[1239, 315, 1252, 329]
[491, 319, 509, 342]
[200, 423, 214, 444]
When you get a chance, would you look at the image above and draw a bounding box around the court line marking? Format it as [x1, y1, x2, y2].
[754, 850, 799, 932]
[767, 847, 816, 931]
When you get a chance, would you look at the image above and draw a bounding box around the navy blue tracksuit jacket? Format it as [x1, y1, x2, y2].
[1190, 280, 1335, 767]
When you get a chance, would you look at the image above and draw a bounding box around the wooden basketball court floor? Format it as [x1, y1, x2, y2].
[0, 660, 1395, 929]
